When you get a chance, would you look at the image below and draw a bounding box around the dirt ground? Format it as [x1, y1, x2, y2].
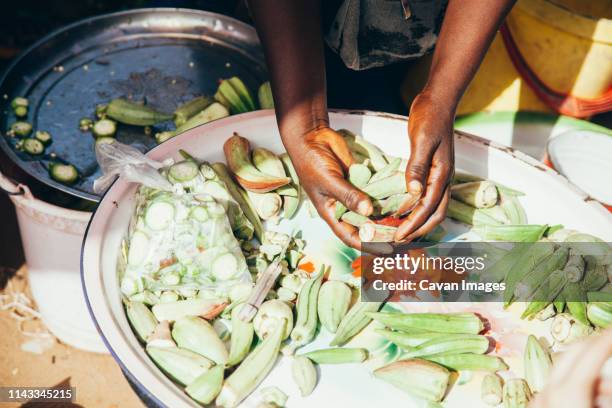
[0, 267, 144, 408]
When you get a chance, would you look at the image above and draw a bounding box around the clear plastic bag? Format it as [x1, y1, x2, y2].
[93, 141, 173, 194]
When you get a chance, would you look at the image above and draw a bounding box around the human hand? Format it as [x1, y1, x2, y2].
[285, 126, 373, 249]
[530, 329, 612, 408]
[394, 91, 455, 242]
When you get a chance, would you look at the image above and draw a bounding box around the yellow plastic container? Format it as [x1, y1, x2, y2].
[401, 0, 612, 115]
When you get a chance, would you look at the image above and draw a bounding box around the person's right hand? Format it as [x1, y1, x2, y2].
[285, 126, 373, 249]
[530, 328, 612, 408]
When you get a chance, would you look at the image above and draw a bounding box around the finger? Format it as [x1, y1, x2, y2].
[404, 135, 436, 203]
[318, 197, 361, 249]
[324, 175, 373, 217]
[312, 130, 354, 170]
[398, 185, 450, 242]
[394, 160, 450, 241]
[571, 329, 612, 387]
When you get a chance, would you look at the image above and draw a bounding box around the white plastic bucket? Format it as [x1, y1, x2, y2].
[0, 171, 106, 353]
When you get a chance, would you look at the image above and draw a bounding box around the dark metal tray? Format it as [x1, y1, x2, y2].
[0, 8, 266, 202]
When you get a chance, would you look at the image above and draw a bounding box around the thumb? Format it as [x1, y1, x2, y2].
[325, 175, 373, 217]
[405, 142, 434, 200]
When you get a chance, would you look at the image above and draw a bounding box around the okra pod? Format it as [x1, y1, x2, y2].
[514, 247, 569, 300]
[172, 316, 229, 365]
[425, 353, 508, 372]
[252, 147, 296, 197]
[379, 193, 409, 216]
[258, 82, 274, 109]
[587, 291, 612, 302]
[301, 347, 368, 364]
[563, 282, 589, 326]
[504, 243, 556, 305]
[173, 95, 212, 127]
[582, 261, 608, 291]
[500, 191, 528, 224]
[106, 98, 172, 125]
[369, 157, 402, 184]
[447, 199, 503, 226]
[352, 136, 388, 171]
[329, 301, 383, 346]
[340, 211, 370, 227]
[292, 356, 317, 396]
[247, 191, 282, 220]
[126, 300, 158, 343]
[362, 172, 406, 199]
[317, 280, 352, 333]
[401, 334, 490, 359]
[216, 319, 286, 408]
[521, 269, 567, 319]
[185, 365, 224, 404]
[359, 223, 397, 242]
[283, 195, 300, 219]
[524, 335, 552, 393]
[482, 244, 530, 284]
[334, 202, 348, 220]
[481, 374, 503, 406]
[502, 379, 531, 408]
[228, 304, 255, 366]
[373, 358, 450, 402]
[374, 329, 449, 349]
[586, 302, 612, 328]
[146, 346, 213, 386]
[152, 298, 227, 322]
[474, 224, 548, 242]
[367, 312, 484, 334]
[224, 134, 291, 193]
[451, 181, 498, 209]
[175, 102, 230, 133]
[290, 267, 324, 347]
[348, 163, 372, 188]
[211, 162, 264, 241]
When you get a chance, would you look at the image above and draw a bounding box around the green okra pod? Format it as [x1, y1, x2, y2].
[348, 163, 372, 188]
[375, 329, 452, 349]
[378, 193, 409, 216]
[586, 302, 612, 328]
[317, 280, 352, 333]
[176, 102, 230, 133]
[126, 300, 158, 343]
[514, 246, 569, 300]
[504, 243, 556, 305]
[451, 181, 499, 209]
[524, 335, 552, 393]
[362, 172, 406, 199]
[292, 356, 317, 396]
[425, 353, 508, 372]
[367, 312, 484, 334]
[340, 211, 370, 227]
[228, 304, 255, 366]
[500, 191, 528, 224]
[447, 199, 504, 226]
[216, 319, 286, 408]
[369, 157, 402, 184]
[258, 82, 274, 109]
[172, 316, 229, 365]
[174, 96, 212, 127]
[185, 365, 224, 404]
[146, 346, 213, 386]
[330, 301, 383, 346]
[563, 282, 589, 326]
[474, 224, 548, 242]
[301, 347, 368, 364]
[521, 269, 567, 319]
[106, 98, 172, 125]
[373, 358, 450, 402]
[400, 334, 490, 359]
[290, 267, 324, 347]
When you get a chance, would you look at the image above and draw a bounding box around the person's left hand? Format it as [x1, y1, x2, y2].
[394, 90, 455, 242]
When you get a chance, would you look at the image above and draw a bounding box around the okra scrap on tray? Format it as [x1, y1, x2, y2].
[118, 127, 611, 408]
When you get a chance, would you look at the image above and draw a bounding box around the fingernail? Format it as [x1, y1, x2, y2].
[408, 180, 422, 194]
[357, 200, 373, 217]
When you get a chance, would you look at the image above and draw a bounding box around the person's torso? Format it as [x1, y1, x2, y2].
[324, 0, 448, 70]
